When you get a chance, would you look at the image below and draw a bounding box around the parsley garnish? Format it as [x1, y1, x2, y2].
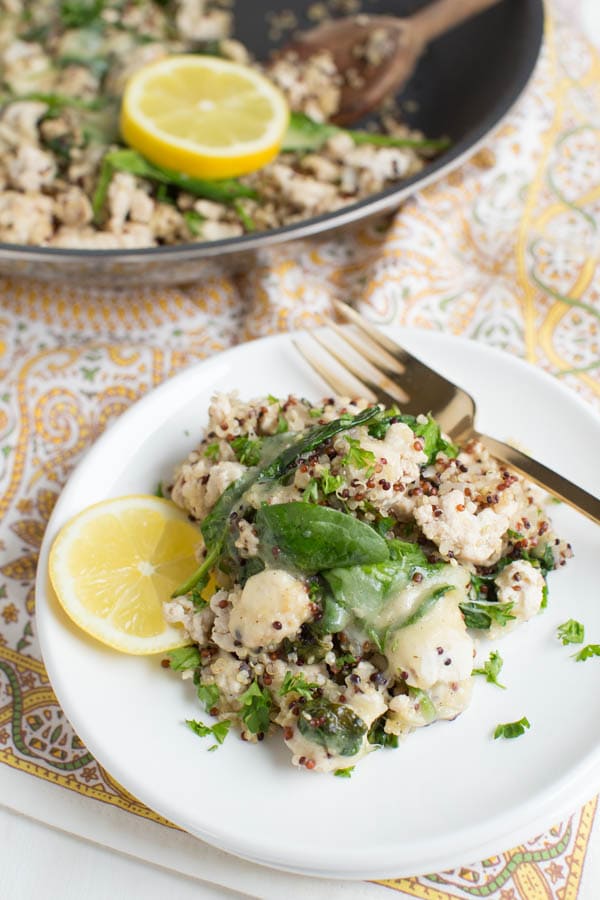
[493, 717, 530, 740]
[197, 683, 220, 711]
[334, 766, 354, 777]
[186, 718, 231, 745]
[472, 650, 505, 688]
[239, 680, 271, 734]
[309, 407, 323, 418]
[276, 413, 289, 434]
[231, 435, 263, 466]
[204, 442, 220, 461]
[320, 471, 344, 495]
[60, 0, 104, 28]
[155, 481, 165, 498]
[342, 437, 376, 473]
[302, 478, 319, 503]
[557, 619, 584, 645]
[267, 394, 279, 404]
[333, 653, 357, 670]
[279, 671, 319, 700]
[573, 644, 600, 662]
[167, 646, 201, 671]
[460, 601, 516, 630]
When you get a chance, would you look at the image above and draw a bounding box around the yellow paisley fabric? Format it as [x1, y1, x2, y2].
[0, 9, 598, 898]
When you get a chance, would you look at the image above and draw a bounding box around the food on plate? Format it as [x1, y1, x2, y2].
[0, 1, 447, 249]
[49, 495, 200, 654]
[162, 392, 572, 773]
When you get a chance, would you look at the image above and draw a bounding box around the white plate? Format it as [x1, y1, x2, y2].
[36, 329, 600, 880]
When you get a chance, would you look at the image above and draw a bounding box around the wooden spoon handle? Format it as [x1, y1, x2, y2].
[407, 0, 503, 46]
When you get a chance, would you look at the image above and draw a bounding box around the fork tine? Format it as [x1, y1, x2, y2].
[309, 329, 408, 405]
[324, 317, 405, 376]
[293, 337, 379, 402]
[332, 299, 460, 413]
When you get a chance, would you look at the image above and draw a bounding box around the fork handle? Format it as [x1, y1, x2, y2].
[475, 432, 600, 525]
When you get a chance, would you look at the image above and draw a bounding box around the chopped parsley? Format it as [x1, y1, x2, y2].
[60, 0, 105, 28]
[472, 650, 505, 688]
[276, 413, 289, 434]
[460, 601, 516, 630]
[155, 481, 164, 498]
[204, 442, 220, 461]
[493, 717, 530, 740]
[183, 210, 205, 236]
[302, 478, 319, 503]
[231, 435, 263, 466]
[197, 683, 220, 711]
[279, 671, 319, 700]
[167, 646, 201, 671]
[334, 766, 355, 777]
[572, 644, 600, 662]
[309, 407, 323, 418]
[557, 619, 584, 646]
[186, 718, 231, 746]
[239, 680, 271, 734]
[342, 437, 376, 473]
[320, 471, 344, 495]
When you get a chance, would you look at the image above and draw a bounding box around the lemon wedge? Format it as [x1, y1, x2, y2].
[49, 495, 201, 654]
[120, 55, 289, 180]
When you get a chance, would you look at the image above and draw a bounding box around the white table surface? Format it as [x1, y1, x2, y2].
[2, 4, 598, 900]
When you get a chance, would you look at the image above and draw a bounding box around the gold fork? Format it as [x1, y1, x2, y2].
[294, 300, 600, 525]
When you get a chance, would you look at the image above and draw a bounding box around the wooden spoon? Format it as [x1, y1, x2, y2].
[282, 0, 503, 125]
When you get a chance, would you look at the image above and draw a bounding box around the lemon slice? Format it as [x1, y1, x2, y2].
[120, 55, 289, 179]
[49, 495, 201, 655]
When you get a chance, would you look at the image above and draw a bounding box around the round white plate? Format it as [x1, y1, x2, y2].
[36, 329, 600, 879]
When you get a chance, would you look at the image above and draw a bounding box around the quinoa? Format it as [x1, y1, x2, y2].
[0, 1, 437, 249]
[162, 392, 572, 773]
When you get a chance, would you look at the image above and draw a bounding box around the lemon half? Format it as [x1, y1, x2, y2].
[49, 495, 201, 654]
[120, 55, 289, 179]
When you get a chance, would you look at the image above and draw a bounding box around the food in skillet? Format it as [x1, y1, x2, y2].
[0, 0, 447, 249]
[162, 392, 572, 773]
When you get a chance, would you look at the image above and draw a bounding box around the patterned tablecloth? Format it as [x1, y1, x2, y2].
[1, 7, 599, 899]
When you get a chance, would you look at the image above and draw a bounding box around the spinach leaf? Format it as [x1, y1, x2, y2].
[282, 112, 451, 154]
[259, 405, 380, 480]
[255, 503, 389, 574]
[92, 148, 257, 224]
[397, 585, 452, 630]
[298, 698, 366, 757]
[173, 409, 379, 597]
[60, 0, 104, 28]
[367, 717, 399, 749]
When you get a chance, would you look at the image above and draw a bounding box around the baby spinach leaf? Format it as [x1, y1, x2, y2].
[255, 503, 389, 574]
[173, 409, 379, 597]
[282, 112, 450, 154]
[92, 148, 257, 224]
[397, 585, 452, 630]
[259, 406, 380, 480]
[367, 718, 398, 749]
[298, 698, 366, 757]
